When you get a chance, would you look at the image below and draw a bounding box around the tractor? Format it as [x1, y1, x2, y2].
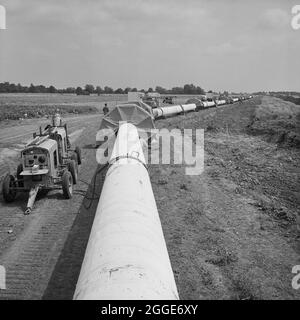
[2, 114, 82, 214]
[162, 96, 174, 105]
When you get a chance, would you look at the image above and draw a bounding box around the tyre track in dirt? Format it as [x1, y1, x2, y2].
[0, 115, 101, 299]
[0, 113, 99, 143]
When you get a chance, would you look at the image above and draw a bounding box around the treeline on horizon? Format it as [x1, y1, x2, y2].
[0, 82, 206, 95]
[252, 91, 300, 95]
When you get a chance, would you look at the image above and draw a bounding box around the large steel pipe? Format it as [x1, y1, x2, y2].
[153, 103, 196, 118]
[153, 108, 163, 118]
[216, 99, 226, 106]
[202, 101, 216, 108]
[182, 103, 197, 112]
[74, 123, 179, 300]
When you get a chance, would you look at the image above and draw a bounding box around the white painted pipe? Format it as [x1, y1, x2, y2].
[153, 108, 163, 118]
[153, 103, 196, 118]
[182, 103, 196, 112]
[203, 101, 215, 107]
[74, 123, 179, 300]
[186, 98, 204, 109]
[216, 100, 226, 106]
[161, 105, 183, 116]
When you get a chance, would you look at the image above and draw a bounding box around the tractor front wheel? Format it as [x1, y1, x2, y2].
[62, 171, 73, 199]
[2, 174, 17, 202]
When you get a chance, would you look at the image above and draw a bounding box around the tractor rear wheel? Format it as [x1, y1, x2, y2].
[17, 163, 24, 188]
[2, 174, 17, 202]
[68, 159, 78, 184]
[75, 146, 82, 165]
[62, 171, 73, 199]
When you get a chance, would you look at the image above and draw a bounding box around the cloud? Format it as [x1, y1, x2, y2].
[205, 42, 246, 55]
[4, 0, 207, 27]
[261, 8, 290, 29]
[1, 0, 299, 92]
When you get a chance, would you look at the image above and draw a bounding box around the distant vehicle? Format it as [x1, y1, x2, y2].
[162, 96, 174, 105]
[142, 96, 160, 108]
[224, 97, 234, 104]
[145, 92, 160, 98]
[2, 114, 82, 214]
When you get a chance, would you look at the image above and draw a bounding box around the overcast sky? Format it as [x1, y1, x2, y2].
[0, 0, 299, 92]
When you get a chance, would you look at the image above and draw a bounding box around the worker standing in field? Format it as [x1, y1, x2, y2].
[103, 103, 109, 115]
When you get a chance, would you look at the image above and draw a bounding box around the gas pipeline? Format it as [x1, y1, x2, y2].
[74, 94, 252, 300]
[74, 102, 178, 300]
[153, 95, 252, 119]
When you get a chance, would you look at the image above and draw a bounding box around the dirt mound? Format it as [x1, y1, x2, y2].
[247, 96, 300, 148]
[159, 97, 259, 135]
[152, 96, 300, 299]
[275, 94, 300, 106]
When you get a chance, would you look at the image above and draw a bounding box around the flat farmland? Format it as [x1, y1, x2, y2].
[0, 93, 127, 121]
[0, 93, 127, 205]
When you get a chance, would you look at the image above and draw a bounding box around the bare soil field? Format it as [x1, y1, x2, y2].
[0, 95, 299, 300]
[248, 96, 300, 148]
[152, 96, 300, 299]
[274, 94, 300, 107]
[0, 114, 103, 299]
[0, 93, 127, 121]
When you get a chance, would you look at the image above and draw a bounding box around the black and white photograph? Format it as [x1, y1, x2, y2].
[0, 0, 299, 305]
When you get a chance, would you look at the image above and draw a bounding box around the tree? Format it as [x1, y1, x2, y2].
[124, 87, 131, 94]
[114, 88, 124, 94]
[65, 87, 75, 94]
[171, 87, 184, 94]
[95, 86, 103, 95]
[0, 81, 206, 95]
[196, 86, 205, 95]
[8, 83, 17, 92]
[29, 83, 38, 93]
[104, 86, 114, 94]
[17, 83, 22, 92]
[155, 86, 167, 94]
[85, 84, 95, 94]
[75, 86, 83, 95]
[183, 84, 195, 94]
[49, 85, 57, 93]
